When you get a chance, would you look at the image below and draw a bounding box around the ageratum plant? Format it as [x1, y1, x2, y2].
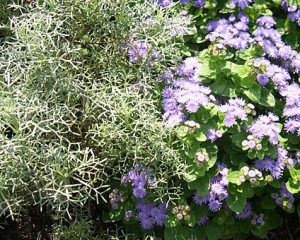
[105, 0, 300, 239]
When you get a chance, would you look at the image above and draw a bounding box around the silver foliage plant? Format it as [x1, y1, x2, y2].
[0, 0, 190, 219]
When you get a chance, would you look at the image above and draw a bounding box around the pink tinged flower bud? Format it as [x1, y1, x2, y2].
[197, 153, 205, 162]
[248, 170, 256, 178]
[248, 140, 256, 149]
[215, 130, 222, 138]
[176, 213, 183, 220]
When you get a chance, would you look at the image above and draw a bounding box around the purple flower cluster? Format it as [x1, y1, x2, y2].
[281, 0, 300, 25]
[157, 0, 172, 7]
[247, 113, 281, 145]
[127, 40, 151, 63]
[271, 182, 294, 210]
[121, 164, 155, 199]
[206, 13, 252, 49]
[253, 16, 300, 73]
[219, 98, 248, 127]
[255, 147, 294, 179]
[135, 199, 168, 229]
[252, 58, 291, 90]
[180, 0, 206, 8]
[206, 128, 223, 142]
[230, 0, 254, 9]
[281, 83, 300, 136]
[160, 57, 212, 126]
[109, 189, 125, 210]
[193, 163, 229, 211]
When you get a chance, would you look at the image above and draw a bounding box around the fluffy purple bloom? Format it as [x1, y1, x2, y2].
[254, 155, 286, 179]
[197, 216, 209, 226]
[180, 0, 192, 4]
[123, 164, 155, 199]
[247, 113, 281, 145]
[136, 200, 168, 229]
[127, 41, 150, 63]
[256, 73, 269, 86]
[194, 163, 229, 211]
[157, 0, 172, 7]
[206, 13, 252, 49]
[230, 0, 254, 8]
[161, 58, 212, 126]
[206, 129, 223, 142]
[220, 98, 247, 127]
[133, 186, 147, 198]
[193, 0, 206, 8]
[256, 16, 276, 28]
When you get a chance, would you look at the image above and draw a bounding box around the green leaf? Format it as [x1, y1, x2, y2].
[231, 131, 248, 148]
[165, 214, 179, 228]
[187, 175, 210, 196]
[195, 131, 207, 142]
[261, 195, 277, 209]
[297, 203, 300, 218]
[289, 168, 300, 181]
[227, 171, 242, 185]
[244, 84, 261, 103]
[288, 0, 300, 6]
[226, 194, 246, 213]
[247, 149, 256, 159]
[258, 88, 276, 107]
[189, 227, 206, 240]
[286, 178, 300, 194]
[204, 221, 224, 240]
[210, 78, 237, 97]
[102, 210, 122, 223]
[165, 225, 190, 240]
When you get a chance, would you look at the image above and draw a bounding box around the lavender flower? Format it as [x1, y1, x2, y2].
[193, 163, 229, 211]
[206, 129, 223, 142]
[230, 0, 254, 9]
[206, 13, 252, 49]
[160, 58, 212, 126]
[219, 98, 247, 127]
[135, 199, 168, 229]
[122, 164, 155, 199]
[197, 215, 209, 226]
[127, 41, 151, 63]
[247, 113, 281, 145]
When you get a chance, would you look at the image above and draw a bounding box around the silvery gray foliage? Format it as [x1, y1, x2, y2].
[0, 0, 190, 219]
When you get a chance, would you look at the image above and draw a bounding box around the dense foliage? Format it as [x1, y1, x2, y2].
[1, 0, 300, 239]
